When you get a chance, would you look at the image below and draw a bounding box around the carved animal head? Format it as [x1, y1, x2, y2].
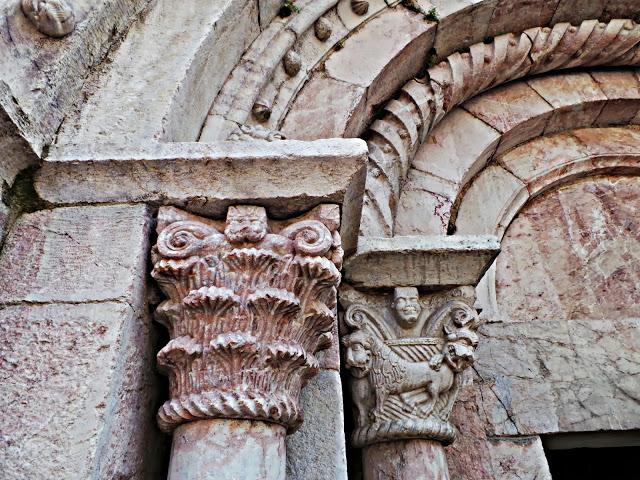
[444, 337, 476, 373]
[21, 0, 75, 38]
[342, 330, 373, 378]
[224, 206, 268, 243]
[392, 287, 421, 328]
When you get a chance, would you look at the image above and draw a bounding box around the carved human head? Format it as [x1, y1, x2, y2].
[342, 330, 372, 378]
[392, 287, 421, 328]
[224, 206, 268, 244]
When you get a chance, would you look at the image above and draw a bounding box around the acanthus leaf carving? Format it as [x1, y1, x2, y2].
[341, 287, 480, 447]
[152, 205, 342, 433]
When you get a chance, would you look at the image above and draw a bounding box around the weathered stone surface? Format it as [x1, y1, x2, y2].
[475, 318, 640, 436]
[286, 370, 348, 480]
[0, 105, 39, 187]
[463, 82, 552, 154]
[281, 73, 367, 140]
[0, 204, 151, 304]
[344, 235, 500, 288]
[527, 72, 608, 135]
[57, 0, 260, 144]
[363, 440, 450, 480]
[0, 0, 151, 153]
[0, 200, 9, 239]
[591, 70, 640, 126]
[324, 6, 436, 133]
[446, 381, 552, 480]
[413, 109, 501, 187]
[37, 139, 367, 254]
[495, 176, 640, 321]
[497, 128, 640, 198]
[395, 170, 456, 236]
[454, 165, 528, 237]
[432, 0, 497, 59]
[258, 0, 282, 29]
[498, 131, 588, 185]
[0, 302, 160, 480]
[551, 0, 606, 24]
[571, 126, 640, 157]
[336, 0, 386, 30]
[168, 419, 286, 480]
[486, 0, 561, 38]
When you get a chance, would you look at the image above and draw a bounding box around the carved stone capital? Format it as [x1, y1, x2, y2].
[152, 205, 343, 433]
[340, 286, 480, 447]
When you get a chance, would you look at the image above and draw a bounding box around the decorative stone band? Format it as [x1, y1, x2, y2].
[352, 417, 457, 448]
[341, 288, 479, 448]
[364, 18, 640, 235]
[152, 205, 342, 433]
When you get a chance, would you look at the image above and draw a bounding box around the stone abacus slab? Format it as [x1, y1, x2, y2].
[344, 235, 500, 288]
[36, 139, 368, 254]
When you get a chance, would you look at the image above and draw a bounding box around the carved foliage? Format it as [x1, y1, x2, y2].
[341, 287, 479, 447]
[152, 205, 342, 432]
[228, 124, 286, 142]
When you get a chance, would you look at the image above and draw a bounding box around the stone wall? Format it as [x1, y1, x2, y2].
[0, 205, 166, 479]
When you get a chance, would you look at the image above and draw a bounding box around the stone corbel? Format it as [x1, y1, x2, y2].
[152, 203, 343, 480]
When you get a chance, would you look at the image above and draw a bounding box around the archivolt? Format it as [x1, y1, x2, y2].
[394, 69, 640, 237]
[200, 0, 640, 143]
[363, 19, 640, 236]
[453, 127, 640, 239]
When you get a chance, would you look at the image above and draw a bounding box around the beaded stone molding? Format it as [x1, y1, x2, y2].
[152, 204, 343, 432]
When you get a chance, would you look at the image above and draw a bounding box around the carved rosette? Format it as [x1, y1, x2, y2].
[152, 205, 342, 433]
[340, 288, 479, 447]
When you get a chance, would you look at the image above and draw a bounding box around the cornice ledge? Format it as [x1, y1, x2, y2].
[344, 235, 500, 288]
[36, 139, 368, 254]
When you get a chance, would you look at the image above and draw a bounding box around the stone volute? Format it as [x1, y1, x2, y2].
[152, 204, 343, 480]
[341, 285, 481, 480]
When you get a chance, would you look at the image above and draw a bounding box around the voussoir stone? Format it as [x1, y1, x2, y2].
[0, 204, 151, 304]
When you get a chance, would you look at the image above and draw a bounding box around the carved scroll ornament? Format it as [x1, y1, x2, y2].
[341, 287, 479, 447]
[151, 205, 343, 433]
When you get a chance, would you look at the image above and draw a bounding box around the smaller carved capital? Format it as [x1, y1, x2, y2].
[340, 286, 479, 447]
[152, 205, 343, 433]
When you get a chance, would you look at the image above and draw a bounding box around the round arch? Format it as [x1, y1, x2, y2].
[394, 70, 640, 237]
